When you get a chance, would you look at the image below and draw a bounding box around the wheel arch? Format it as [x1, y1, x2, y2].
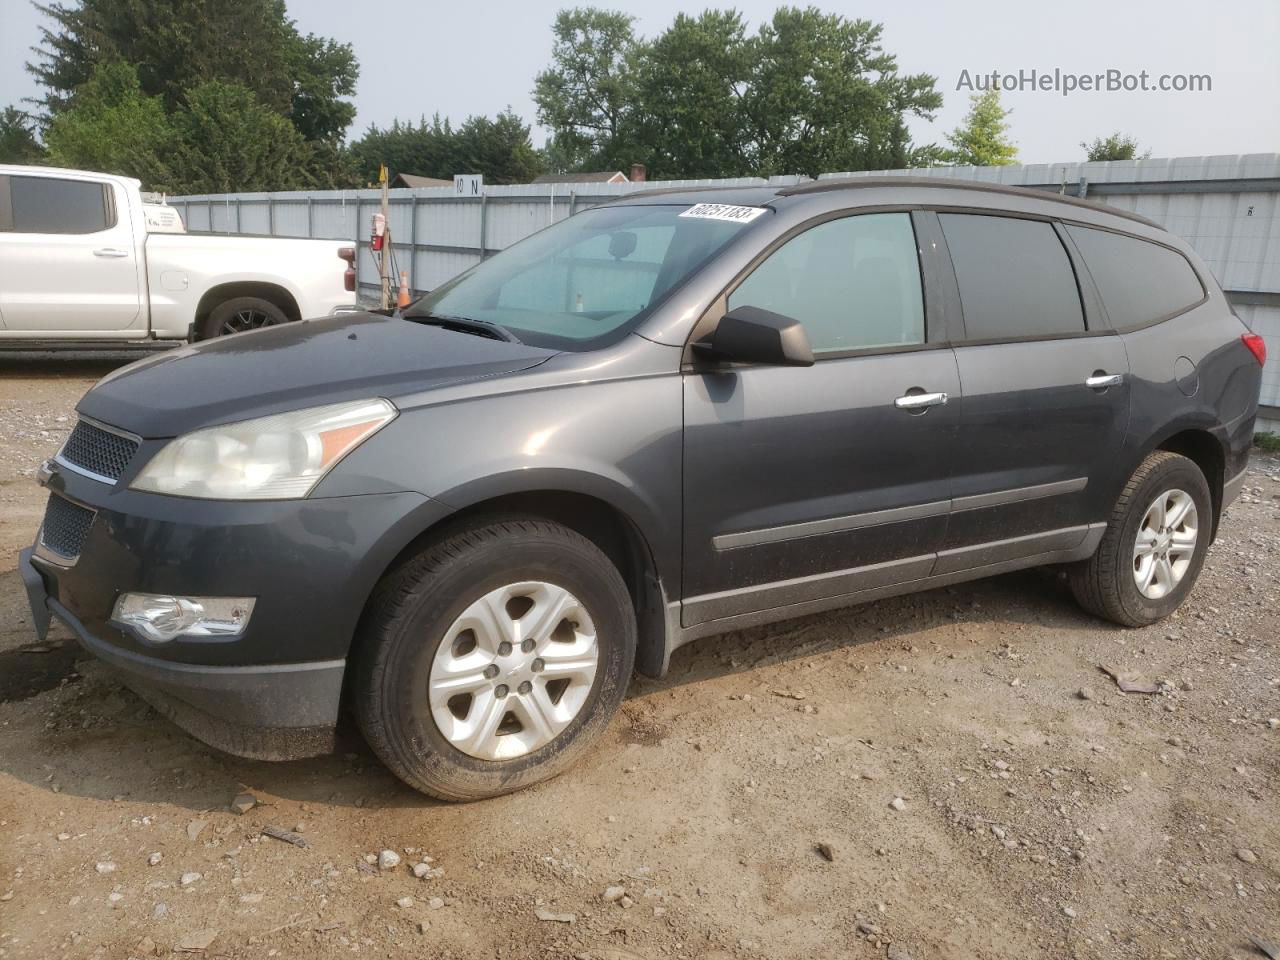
[352, 483, 674, 681]
[1149, 425, 1227, 536]
[194, 281, 301, 339]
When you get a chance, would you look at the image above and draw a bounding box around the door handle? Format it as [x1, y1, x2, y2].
[93, 248, 129, 258]
[894, 391, 949, 410]
[1085, 373, 1124, 389]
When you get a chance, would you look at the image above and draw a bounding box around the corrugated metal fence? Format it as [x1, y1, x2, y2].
[169, 176, 788, 298]
[169, 155, 1280, 429]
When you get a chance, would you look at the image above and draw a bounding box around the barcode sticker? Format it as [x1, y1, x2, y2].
[679, 203, 768, 224]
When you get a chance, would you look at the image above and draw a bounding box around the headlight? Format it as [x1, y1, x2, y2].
[131, 398, 396, 500]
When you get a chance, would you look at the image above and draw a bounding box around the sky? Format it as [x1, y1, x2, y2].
[2, 0, 1277, 167]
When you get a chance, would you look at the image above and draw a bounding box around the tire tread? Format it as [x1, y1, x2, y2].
[1069, 450, 1202, 627]
[353, 518, 632, 801]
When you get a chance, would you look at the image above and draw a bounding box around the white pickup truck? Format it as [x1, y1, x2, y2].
[0, 165, 357, 342]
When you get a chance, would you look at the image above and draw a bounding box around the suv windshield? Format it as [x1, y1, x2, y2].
[406, 203, 758, 350]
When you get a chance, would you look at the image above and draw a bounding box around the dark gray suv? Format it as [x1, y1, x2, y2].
[21, 178, 1264, 800]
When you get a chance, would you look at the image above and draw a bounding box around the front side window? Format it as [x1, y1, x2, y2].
[728, 212, 925, 354]
[10, 176, 113, 234]
[940, 213, 1085, 339]
[1066, 225, 1204, 330]
[410, 204, 751, 350]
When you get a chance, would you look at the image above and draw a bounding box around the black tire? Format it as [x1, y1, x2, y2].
[1070, 451, 1213, 627]
[353, 519, 636, 801]
[200, 296, 289, 339]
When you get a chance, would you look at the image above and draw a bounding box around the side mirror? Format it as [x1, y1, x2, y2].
[694, 305, 814, 367]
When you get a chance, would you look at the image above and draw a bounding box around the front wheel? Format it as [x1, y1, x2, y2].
[1070, 451, 1213, 626]
[353, 519, 636, 801]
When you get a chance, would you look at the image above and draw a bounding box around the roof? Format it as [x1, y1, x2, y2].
[611, 176, 1162, 230]
[0, 163, 142, 188]
[779, 176, 1162, 228]
[533, 171, 628, 185]
[393, 173, 454, 188]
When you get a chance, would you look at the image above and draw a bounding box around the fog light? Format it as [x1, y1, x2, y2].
[111, 593, 255, 643]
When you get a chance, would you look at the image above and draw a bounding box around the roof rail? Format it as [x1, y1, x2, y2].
[777, 176, 1163, 229]
[605, 182, 773, 202]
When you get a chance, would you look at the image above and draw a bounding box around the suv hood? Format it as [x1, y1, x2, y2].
[78, 312, 557, 438]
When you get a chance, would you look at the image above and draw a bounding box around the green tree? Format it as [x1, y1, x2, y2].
[44, 61, 174, 186]
[744, 8, 943, 176]
[349, 115, 459, 185]
[538, 132, 598, 175]
[945, 90, 1017, 166]
[283, 31, 359, 144]
[27, 0, 357, 143]
[534, 6, 943, 179]
[349, 110, 544, 186]
[533, 8, 639, 169]
[1082, 133, 1150, 162]
[0, 106, 46, 164]
[453, 109, 544, 184]
[165, 81, 311, 194]
[628, 10, 751, 178]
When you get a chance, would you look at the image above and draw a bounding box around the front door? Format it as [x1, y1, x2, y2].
[681, 210, 960, 626]
[0, 174, 143, 333]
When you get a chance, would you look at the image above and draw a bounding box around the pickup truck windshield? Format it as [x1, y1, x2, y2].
[406, 204, 756, 350]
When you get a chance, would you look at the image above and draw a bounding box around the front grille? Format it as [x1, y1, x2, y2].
[40, 494, 95, 560]
[59, 419, 138, 483]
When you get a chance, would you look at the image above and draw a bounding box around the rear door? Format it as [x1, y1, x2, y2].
[681, 210, 961, 626]
[0, 173, 143, 332]
[934, 211, 1130, 569]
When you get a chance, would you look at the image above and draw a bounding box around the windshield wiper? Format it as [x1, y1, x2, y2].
[403, 312, 521, 343]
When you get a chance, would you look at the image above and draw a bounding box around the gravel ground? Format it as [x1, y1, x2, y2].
[0, 353, 1277, 960]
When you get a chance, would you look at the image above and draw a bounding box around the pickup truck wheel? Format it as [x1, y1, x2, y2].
[353, 519, 636, 801]
[1069, 451, 1212, 627]
[201, 296, 289, 339]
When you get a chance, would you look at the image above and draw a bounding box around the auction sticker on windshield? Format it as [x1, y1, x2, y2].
[679, 203, 767, 223]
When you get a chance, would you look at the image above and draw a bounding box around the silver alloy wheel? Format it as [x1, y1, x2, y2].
[1133, 488, 1199, 600]
[428, 581, 599, 760]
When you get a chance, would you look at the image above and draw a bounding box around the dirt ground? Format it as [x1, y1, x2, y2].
[0, 352, 1277, 960]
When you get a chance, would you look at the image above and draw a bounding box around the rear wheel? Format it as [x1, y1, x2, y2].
[354, 519, 635, 801]
[200, 296, 289, 338]
[1070, 451, 1212, 626]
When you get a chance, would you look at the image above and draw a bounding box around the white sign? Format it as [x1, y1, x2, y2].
[678, 203, 767, 224]
[454, 174, 484, 197]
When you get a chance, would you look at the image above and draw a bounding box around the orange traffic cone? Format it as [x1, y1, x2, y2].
[397, 271, 411, 309]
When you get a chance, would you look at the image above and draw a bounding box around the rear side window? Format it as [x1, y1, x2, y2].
[1066, 225, 1204, 329]
[9, 175, 113, 234]
[940, 214, 1084, 339]
[728, 212, 925, 354]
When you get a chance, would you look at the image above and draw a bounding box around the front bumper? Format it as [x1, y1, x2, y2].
[22, 463, 448, 760]
[23, 547, 341, 759]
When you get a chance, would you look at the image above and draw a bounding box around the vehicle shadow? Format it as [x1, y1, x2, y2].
[0, 565, 1103, 814]
[637, 566, 1096, 695]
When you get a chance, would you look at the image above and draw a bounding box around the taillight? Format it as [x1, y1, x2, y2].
[344, 268, 356, 292]
[337, 246, 356, 265]
[1242, 332, 1266, 366]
